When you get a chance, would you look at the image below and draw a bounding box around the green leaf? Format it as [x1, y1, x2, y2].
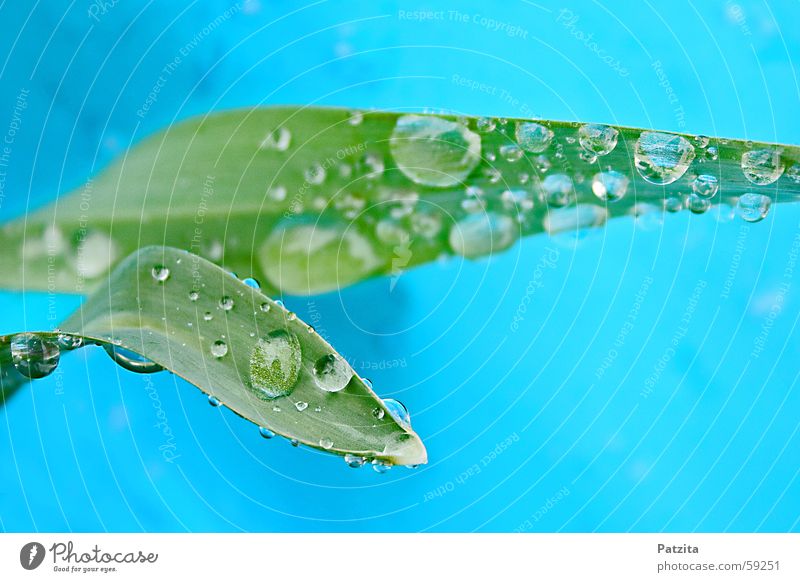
[0, 246, 426, 467]
[2, 107, 799, 295]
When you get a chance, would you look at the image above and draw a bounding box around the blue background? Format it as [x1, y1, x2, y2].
[1, 0, 799, 532]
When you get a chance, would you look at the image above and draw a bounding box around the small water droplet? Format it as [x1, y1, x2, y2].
[372, 407, 385, 420]
[275, 299, 285, 308]
[56, 333, 83, 351]
[313, 354, 353, 392]
[363, 378, 373, 389]
[544, 204, 608, 235]
[692, 174, 719, 198]
[219, 296, 234, 311]
[259, 427, 275, 439]
[248, 330, 302, 399]
[360, 153, 385, 178]
[304, 162, 327, 185]
[737, 193, 772, 223]
[687, 194, 711, 214]
[449, 212, 517, 259]
[372, 459, 392, 474]
[499, 143, 524, 163]
[665, 196, 684, 213]
[785, 164, 800, 184]
[267, 185, 288, 202]
[286, 312, 297, 322]
[694, 135, 710, 148]
[260, 302, 271, 313]
[290, 439, 299, 447]
[10, 333, 60, 379]
[389, 115, 481, 187]
[344, 454, 366, 468]
[208, 395, 221, 407]
[578, 124, 619, 156]
[706, 146, 719, 161]
[211, 340, 228, 358]
[634, 131, 695, 184]
[242, 277, 260, 289]
[295, 401, 308, 412]
[348, 110, 364, 126]
[151, 265, 170, 282]
[383, 398, 411, 428]
[104, 344, 164, 373]
[541, 173, 574, 207]
[515, 122, 554, 153]
[259, 127, 291, 151]
[188, 290, 200, 302]
[203, 311, 213, 321]
[741, 148, 784, 185]
[476, 117, 496, 133]
[591, 171, 629, 202]
[319, 437, 333, 450]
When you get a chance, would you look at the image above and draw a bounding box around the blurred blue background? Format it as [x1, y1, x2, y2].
[1, 0, 799, 532]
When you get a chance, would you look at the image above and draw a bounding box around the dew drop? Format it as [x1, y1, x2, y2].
[268, 185, 288, 202]
[151, 265, 170, 282]
[211, 340, 228, 358]
[10, 333, 60, 379]
[219, 296, 234, 311]
[259, 427, 275, 439]
[389, 115, 481, 187]
[203, 311, 213, 321]
[304, 162, 327, 185]
[476, 117, 496, 133]
[260, 302, 271, 313]
[344, 454, 366, 468]
[295, 401, 308, 412]
[319, 437, 334, 450]
[383, 398, 411, 429]
[449, 212, 517, 259]
[259, 127, 291, 151]
[372, 407, 385, 420]
[287, 312, 297, 321]
[56, 333, 83, 351]
[591, 171, 629, 202]
[372, 459, 392, 474]
[104, 344, 164, 373]
[242, 277, 260, 289]
[578, 124, 619, 156]
[741, 148, 784, 185]
[785, 164, 800, 184]
[515, 122, 554, 153]
[634, 131, 695, 184]
[687, 194, 711, 214]
[665, 197, 684, 213]
[313, 354, 353, 392]
[544, 204, 608, 235]
[736, 193, 772, 223]
[208, 395, 221, 407]
[692, 174, 719, 198]
[499, 143, 524, 163]
[541, 173, 574, 207]
[248, 330, 302, 399]
[188, 290, 200, 302]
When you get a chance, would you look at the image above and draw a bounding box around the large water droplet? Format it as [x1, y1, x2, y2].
[10, 333, 60, 379]
[741, 148, 784, 185]
[578, 124, 619, 156]
[634, 131, 695, 184]
[104, 344, 164, 373]
[389, 115, 481, 187]
[312, 354, 353, 393]
[591, 171, 629, 202]
[515, 122, 554, 153]
[448, 213, 517, 259]
[736, 193, 772, 223]
[248, 330, 302, 399]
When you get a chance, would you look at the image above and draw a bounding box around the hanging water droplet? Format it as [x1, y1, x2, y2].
[449, 212, 517, 259]
[634, 131, 695, 184]
[578, 124, 619, 156]
[304, 162, 327, 185]
[248, 330, 302, 399]
[319, 437, 334, 450]
[499, 144, 524, 163]
[591, 171, 629, 202]
[219, 296, 234, 311]
[313, 353, 353, 392]
[208, 395, 221, 407]
[383, 398, 411, 428]
[259, 127, 291, 151]
[290, 439, 299, 447]
[372, 459, 392, 474]
[476, 117, 496, 133]
[687, 194, 711, 214]
[344, 454, 366, 468]
[741, 148, 784, 185]
[664, 197, 684, 213]
[372, 407, 385, 420]
[242, 277, 260, 289]
[211, 340, 228, 358]
[541, 173, 574, 207]
[188, 290, 200, 302]
[259, 427, 275, 439]
[104, 344, 164, 373]
[9, 333, 60, 379]
[515, 122, 554, 153]
[736, 193, 772, 223]
[151, 265, 170, 282]
[295, 401, 308, 412]
[56, 333, 83, 351]
[389, 115, 481, 187]
[692, 174, 719, 198]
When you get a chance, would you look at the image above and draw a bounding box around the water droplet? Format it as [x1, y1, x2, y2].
[242, 277, 260, 289]
[348, 110, 364, 126]
[706, 146, 719, 161]
[363, 378, 373, 389]
[344, 454, 366, 468]
[104, 344, 163, 373]
[267, 185, 288, 202]
[741, 148, 784, 185]
[272, 405, 282, 412]
[56, 333, 83, 351]
[578, 124, 619, 156]
[501, 189, 533, 212]
[287, 312, 297, 321]
[579, 150, 597, 164]
[248, 330, 302, 399]
[737, 193, 772, 223]
[692, 174, 719, 198]
[389, 115, 481, 187]
[372, 459, 392, 474]
[360, 153, 385, 178]
[275, 299, 285, 308]
[541, 173, 574, 207]
[319, 437, 334, 450]
[515, 122, 554, 153]
[476, 117, 496, 133]
[203, 312, 213, 321]
[372, 407, 385, 420]
[259, 127, 291, 151]
[634, 131, 695, 184]
[383, 398, 411, 428]
[295, 401, 308, 412]
[10, 333, 60, 379]
[259, 427, 275, 439]
[211, 340, 228, 358]
[188, 290, 200, 302]
[694, 135, 710, 148]
[785, 164, 800, 184]
[260, 302, 271, 313]
[304, 162, 327, 185]
[499, 143, 524, 163]
[219, 296, 234, 311]
[313, 354, 353, 392]
[687, 194, 711, 214]
[151, 265, 170, 282]
[290, 439, 299, 447]
[449, 212, 517, 259]
[544, 204, 608, 235]
[591, 171, 629, 202]
[208, 395, 221, 407]
[664, 196, 684, 213]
